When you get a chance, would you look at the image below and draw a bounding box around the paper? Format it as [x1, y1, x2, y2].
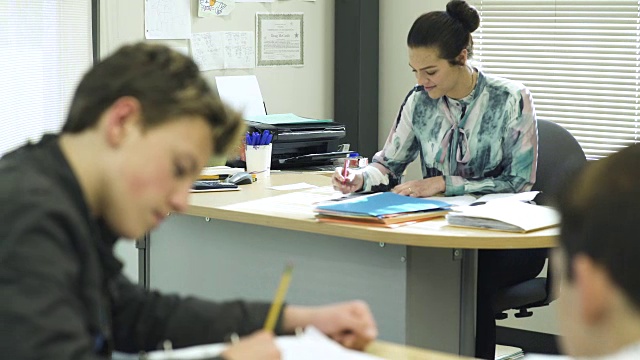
[224, 31, 255, 69]
[113, 326, 382, 360]
[190, 32, 225, 71]
[256, 13, 304, 67]
[446, 202, 560, 232]
[198, 0, 236, 17]
[424, 191, 540, 208]
[473, 191, 540, 204]
[270, 183, 319, 191]
[215, 75, 266, 117]
[144, 0, 191, 39]
[191, 31, 255, 71]
[222, 187, 342, 216]
[246, 113, 332, 125]
[236, 0, 275, 2]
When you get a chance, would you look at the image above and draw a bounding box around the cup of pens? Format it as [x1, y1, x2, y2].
[245, 130, 273, 180]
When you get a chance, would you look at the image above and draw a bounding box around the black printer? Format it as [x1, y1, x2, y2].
[246, 120, 351, 169]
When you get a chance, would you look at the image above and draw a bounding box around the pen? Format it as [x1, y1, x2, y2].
[342, 157, 349, 184]
[259, 130, 270, 145]
[263, 263, 294, 332]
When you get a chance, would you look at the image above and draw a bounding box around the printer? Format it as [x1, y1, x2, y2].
[246, 116, 351, 169]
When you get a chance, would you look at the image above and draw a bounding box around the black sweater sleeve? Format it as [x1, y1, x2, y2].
[110, 275, 284, 353]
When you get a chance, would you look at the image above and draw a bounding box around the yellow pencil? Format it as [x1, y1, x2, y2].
[263, 263, 294, 332]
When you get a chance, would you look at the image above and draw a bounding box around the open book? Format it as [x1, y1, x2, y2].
[113, 326, 382, 360]
[446, 201, 560, 233]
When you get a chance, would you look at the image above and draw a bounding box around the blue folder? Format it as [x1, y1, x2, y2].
[315, 192, 451, 218]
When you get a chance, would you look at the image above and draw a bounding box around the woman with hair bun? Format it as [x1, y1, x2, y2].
[332, 1, 546, 358]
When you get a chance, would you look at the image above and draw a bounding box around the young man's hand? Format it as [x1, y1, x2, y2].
[283, 300, 378, 350]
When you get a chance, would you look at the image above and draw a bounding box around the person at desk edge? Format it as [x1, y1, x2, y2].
[332, 1, 545, 359]
[523, 150, 640, 358]
[0, 43, 377, 360]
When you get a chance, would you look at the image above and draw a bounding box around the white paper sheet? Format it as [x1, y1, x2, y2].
[224, 31, 255, 69]
[270, 183, 319, 191]
[215, 75, 266, 117]
[190, 32, 225, 71]
[144, 0, 191, 39]
[113, 326, 383, 360]
[198, 0, 236, 17]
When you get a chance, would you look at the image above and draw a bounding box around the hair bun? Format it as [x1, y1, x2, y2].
[446, 0, 480, 33]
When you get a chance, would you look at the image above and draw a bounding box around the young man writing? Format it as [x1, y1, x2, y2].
[0, 43, 377, 360]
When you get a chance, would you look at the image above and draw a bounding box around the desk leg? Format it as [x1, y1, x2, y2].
[136, 232, 151, 290]
[405, 247, 477, 357]
[460, 249, 477, 356]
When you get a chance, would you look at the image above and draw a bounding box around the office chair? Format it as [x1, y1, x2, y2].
[494, 119, 587, 319]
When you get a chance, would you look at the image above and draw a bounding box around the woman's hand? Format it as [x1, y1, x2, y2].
[283, 301, 378, 351]
[331, 167, 364, 194]
[221, 330, 281, 360]
[392, 176, 445, 198]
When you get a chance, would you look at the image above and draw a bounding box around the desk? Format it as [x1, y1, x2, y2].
[368, 340, 474, 359]
[148, 173, 557, 356]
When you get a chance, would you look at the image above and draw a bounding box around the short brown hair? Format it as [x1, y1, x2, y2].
[558, 144, 640, 310]
[63, 42, 244, 156]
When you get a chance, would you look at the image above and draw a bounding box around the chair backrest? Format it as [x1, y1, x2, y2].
[495, 119, 587, 316]
[532, 119, 587, 206]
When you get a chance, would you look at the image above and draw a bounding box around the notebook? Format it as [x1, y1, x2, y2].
[314, 192, 451, 226]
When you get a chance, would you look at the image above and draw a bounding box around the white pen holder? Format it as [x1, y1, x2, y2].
[245, 143, 272, 180]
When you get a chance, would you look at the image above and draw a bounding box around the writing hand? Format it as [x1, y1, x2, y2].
[283, 301, 378, 351]
[331, 167, 364, 194]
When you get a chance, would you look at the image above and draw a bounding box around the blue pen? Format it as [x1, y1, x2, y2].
[259, 130, 270, 145]
[245, 132, 251, 146]
[266, 133, 273, 144]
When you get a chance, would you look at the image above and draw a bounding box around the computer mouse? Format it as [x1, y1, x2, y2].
[225, 171, 253, 185]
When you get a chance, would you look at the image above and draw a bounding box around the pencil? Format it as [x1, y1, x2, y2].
[342, 157, 349, 184]
[263, 263, 294, 332]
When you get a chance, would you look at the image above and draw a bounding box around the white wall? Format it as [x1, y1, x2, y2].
[100, 0, 334, 119]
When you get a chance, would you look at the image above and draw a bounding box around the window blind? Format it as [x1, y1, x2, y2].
[470, 0, 639, 159]
[0, 1, 93, 156]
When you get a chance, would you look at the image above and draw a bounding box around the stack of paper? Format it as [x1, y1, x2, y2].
[314, 192, 451, 227]
[446, 201, 560, 233]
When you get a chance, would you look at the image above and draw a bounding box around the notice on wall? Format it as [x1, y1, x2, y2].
[256, 13, 304, 67]
[198, 0, 236, 17]
[190, 31, 255, 71]
[145, 0, 191, 39]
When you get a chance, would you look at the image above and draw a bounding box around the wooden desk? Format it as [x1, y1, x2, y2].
[148, 173, 557, 357]
[368, 341, 474, 359]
